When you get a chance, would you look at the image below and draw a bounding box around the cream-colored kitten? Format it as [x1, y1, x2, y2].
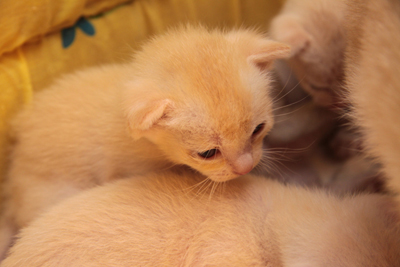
[269, 0, 347, 108]
[271, 0, 400, 199]
[259, 61, 382, 194]
[0, 26, 290, 257]
[345, 0, 400, 202]
[2, 169, 399, 266]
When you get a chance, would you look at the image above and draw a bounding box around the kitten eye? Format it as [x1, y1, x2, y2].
[198, 149, 219, 159]
[252, 123, 265, 136]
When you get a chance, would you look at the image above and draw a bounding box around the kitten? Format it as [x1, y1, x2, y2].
[271, 0, 400, 199]
[259, 60, 382, 194]
[345, 0, 400, 201]
[269, 0, 347, 108]
[2, 169, 399, 266]
[0, 26, 290, 257]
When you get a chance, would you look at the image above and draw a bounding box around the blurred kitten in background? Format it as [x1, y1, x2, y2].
[257, 60, 384, 195]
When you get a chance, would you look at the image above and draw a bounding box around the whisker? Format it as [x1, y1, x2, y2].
[272, 95, 310, 113]
[272, 67, 293, 99]
[194, 179, 213, 199]
[259, 160, 285, 179]
[272, 74, 307, 105]
[259, 155, 296, 180]
[263, 152, 295, 162]
[182, 179, 211, 202]
[208, 181, 219, 202]
[182, 178, 209, 193]
[265, 141, 317, 153]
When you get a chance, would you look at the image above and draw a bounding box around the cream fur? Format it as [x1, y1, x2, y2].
[259, 61, 381, 194]
[2, 170, 399, 266]
[271, 0, 400, 198]
[0, 26, 290, 257]
[345, 0, 400, 203]
[269, 0, 347, 107]
[3, 11, 400, 264]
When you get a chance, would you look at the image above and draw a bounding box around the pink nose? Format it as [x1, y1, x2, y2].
[232, 153, 254, 175]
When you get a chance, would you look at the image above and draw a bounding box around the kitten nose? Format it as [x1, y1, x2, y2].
[232, 153, 254, 175]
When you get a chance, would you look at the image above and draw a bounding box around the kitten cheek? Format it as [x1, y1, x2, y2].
[252, 132, 269, 146]
[252, 148, 263, 166]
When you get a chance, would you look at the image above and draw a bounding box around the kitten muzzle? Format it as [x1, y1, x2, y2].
[232, 153, 254, 176]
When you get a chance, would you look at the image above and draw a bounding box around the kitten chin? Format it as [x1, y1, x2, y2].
[0, 25, 290, 258]
[2, 170, 399, 266]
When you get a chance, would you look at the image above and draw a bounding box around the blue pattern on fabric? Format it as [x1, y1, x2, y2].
[61, 17, 96, 49]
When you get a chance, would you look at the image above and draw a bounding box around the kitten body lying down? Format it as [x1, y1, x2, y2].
[0, 26, 290, 256]
[2, 169, 399, 266]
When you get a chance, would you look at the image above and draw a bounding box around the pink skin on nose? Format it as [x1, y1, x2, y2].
[232, 153, 254, 175]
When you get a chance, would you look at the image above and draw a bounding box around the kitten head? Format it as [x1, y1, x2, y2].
[123, 26, 290, 182]
[270, 9, 346, 108]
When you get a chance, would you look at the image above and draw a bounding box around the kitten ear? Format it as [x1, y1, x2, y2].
[270, 14, 312, 57]
[247, 41, 291, 71]
[123, 80, 174, 139]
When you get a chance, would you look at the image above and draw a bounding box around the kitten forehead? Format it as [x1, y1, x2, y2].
[133, 26, 274, 130]
[131, 25, 274, 85]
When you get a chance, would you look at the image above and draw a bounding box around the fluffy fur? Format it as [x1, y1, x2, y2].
[270, 0, 400, 198]
[269, 0, 347, 108]
[269, 0, 400, 236]
[259, 61, 382, 194]
[3, 4, 400, 263]
[2, 169, 400, 266]
[345, 0, 400, 201]
[0, 26, 290, 257]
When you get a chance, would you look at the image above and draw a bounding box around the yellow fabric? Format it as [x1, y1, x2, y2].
[0, 0, 132, 56]
[0, 0, 283, 190]
[0, 50, 33, 186]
